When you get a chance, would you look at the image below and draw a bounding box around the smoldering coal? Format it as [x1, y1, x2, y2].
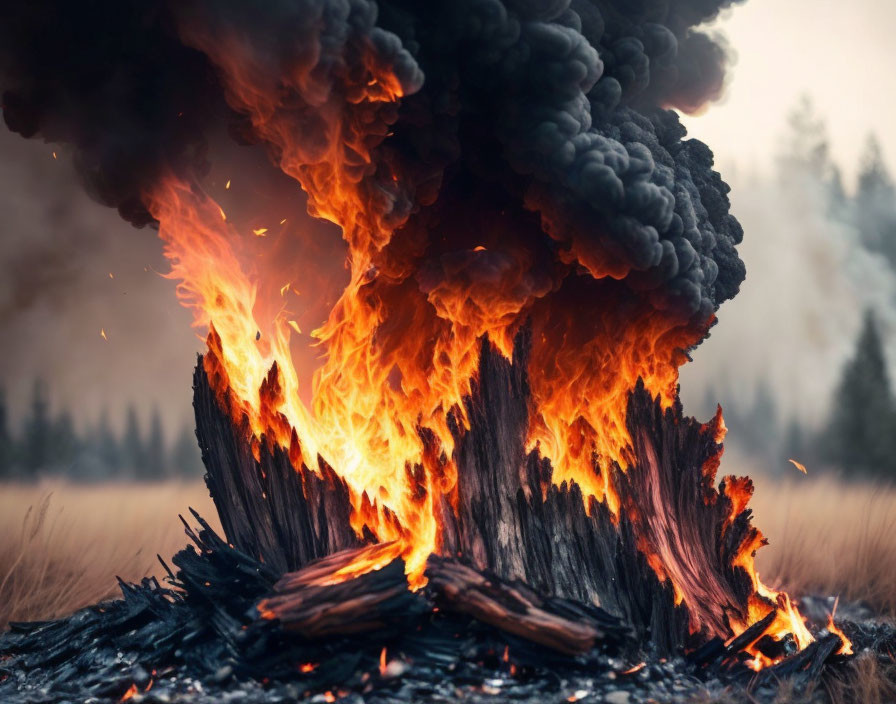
[1, 0, 745, 320]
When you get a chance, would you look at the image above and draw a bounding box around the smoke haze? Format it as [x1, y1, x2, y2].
[681, 165, 896, 430]
[0, 130, 199, 434]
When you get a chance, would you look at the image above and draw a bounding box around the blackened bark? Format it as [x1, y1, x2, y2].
[193, 361, 362, 575]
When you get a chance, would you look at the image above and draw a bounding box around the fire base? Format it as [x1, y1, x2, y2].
[1, 334, 892, 703]
[196, 331, 771, 652]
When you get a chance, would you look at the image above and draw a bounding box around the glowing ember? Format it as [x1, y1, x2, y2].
[789, 458, 809, 474]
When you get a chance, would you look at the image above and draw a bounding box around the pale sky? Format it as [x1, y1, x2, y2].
[683, 0, 896, 185]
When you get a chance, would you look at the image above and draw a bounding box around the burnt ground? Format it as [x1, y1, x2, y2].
[1, 517, 894, 704]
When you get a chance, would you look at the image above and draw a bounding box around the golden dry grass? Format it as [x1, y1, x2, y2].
[0, 481, 217, 628]
[749, 469, 896, 616]
[0, 469, 894, 630]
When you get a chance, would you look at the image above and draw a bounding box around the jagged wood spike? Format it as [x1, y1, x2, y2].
[193, 359, 362, 574]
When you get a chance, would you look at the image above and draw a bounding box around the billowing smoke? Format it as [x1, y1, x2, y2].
[1, 0, 745, 321]
[1, 0, 751, 493]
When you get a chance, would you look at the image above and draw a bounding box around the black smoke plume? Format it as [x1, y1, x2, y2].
[1, 0, 745, 319]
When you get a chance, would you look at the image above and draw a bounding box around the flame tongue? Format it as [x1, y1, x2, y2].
[147, 118, 833, 671]
[149, 173, 705, 588]
[154, 168, 834, 662]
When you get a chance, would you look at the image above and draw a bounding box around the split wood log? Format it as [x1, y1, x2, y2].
[425, 555, 629, 655]
[256, 544, 425, 638]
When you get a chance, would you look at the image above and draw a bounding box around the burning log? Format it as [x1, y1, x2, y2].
[689, 610, 781, 670]
[256, 544, 424, 638]
[425, 555, 629, 656]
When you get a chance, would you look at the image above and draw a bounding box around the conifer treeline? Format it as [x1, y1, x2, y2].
[0, 381, 203, 481]
[708, 309, 896, 481]
[705, 98, 896, 481]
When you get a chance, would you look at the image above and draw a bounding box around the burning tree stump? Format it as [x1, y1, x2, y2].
[195, 329, 763, 654]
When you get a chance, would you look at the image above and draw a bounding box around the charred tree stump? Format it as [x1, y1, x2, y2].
[193, 329, 771, 654]
[438, 331, 756, 651]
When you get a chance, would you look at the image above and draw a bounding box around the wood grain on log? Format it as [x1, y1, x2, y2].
[425, 555, 629, 655]
[257, 544, 423, 638]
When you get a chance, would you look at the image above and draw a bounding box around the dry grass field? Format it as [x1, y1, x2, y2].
[0, 481, 217, 628]
[1, 470, 894, 629]
[750, 470, 896, 617]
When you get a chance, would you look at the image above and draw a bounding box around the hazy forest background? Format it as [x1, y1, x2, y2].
[679, 97, 896, 483]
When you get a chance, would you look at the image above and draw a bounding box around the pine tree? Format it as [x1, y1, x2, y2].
[751, 380, 780, 456]
[50, 407, 79, 474]
[171, 424, 204, 479]
[22, 379, 52, 477]
[96, 407, 121, 477]
[780, 97, 831, 176]
[824, 310, 896, 478]
[782, 417, 807, 467]
[145, 406, 167, 480]
[123, 405, 148, 479]
[778, 96, 845, 212]
[854, 135, 896, 268]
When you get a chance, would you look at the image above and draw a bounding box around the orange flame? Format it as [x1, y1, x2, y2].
[142, 32, 849, 665]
